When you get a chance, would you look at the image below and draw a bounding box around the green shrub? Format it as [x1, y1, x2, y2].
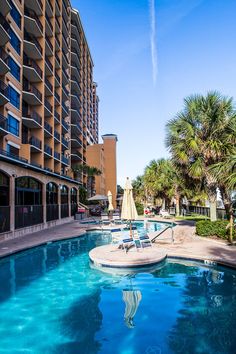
[135, 202, 144, 215]
[196, 220, 235, 239]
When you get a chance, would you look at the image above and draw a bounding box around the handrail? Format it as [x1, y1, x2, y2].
[149, 224, 174, 243]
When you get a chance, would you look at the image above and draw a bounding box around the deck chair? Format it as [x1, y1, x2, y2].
[159, 210, 171, 219]
[112, 214, 122, 224]
[133, 230, 152, 249]
[100, 213, 110, 225]
[110, 228, 122, 243]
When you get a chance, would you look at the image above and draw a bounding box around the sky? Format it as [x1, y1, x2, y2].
[71, 0, 236, 187]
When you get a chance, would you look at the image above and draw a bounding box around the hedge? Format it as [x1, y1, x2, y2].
[196, 220, 236, 239]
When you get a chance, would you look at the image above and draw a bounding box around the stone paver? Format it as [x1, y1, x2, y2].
[0, 217, 235, 269]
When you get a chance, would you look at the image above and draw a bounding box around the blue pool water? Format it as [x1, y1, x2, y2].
[0, 222, 236, 354]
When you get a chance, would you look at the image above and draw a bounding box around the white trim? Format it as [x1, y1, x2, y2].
[9, 26, 22, 42]
[10, 1, 22, 16]
[7, 111, 20, 121]
[7, 141, 20, 149]
[8, 82, 21, 95]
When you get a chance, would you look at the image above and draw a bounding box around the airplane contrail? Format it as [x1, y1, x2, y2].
[149, 0, 157, 86]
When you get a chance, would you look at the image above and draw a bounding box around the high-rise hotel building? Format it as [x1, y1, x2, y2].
[0, 0, 99, 238]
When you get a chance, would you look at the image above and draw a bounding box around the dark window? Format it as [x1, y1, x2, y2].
[8, 86, 20, 109]
[70, 188, 77, 216]
[7, 114, 19, 136]
[8, 56, 21, 81]
[60, 185, 68, 204]
[0, 171, 10, 232]
[46, 182, 58, 204]
[9, 1, 21, 29]
[9, 28, 21, 55]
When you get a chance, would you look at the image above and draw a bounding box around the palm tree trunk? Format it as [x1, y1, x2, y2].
[175, 194, 180, 217]
[208, 193, 217, 221]
[219, 185, 231, 220]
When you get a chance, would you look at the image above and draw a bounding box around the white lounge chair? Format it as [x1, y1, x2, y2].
[110, 228, 122, 243]
[159, 210, 171, 219]
[100, 213, 111, 225]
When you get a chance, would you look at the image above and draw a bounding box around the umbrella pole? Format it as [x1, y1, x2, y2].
[130, 221, 132, 238]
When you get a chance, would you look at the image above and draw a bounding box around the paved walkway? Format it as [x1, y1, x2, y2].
[0, 217, 235, 268]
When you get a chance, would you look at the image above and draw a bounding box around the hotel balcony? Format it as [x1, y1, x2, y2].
[61, 155, 69, 165]
[0, 13, 10, 46]
[23, 55, 43, 83]
[22, 108, 42, 128]
[45, 36, 53, 56]
[62, 67, 69, 85]
[62, 102, 69, 118]
[27, 136, 42, 152]
[55, 36, 60, 52]
[71, 34, 80, 53]
[44, 121, 53, 137]
[61, 136, 69, 149]
[55, 1, 60, 17]
[23, 79, 42, 106]
[71, 151, 82, 162]
[55, 16, 60, 34]
[70, 137, 82, 148]
[45, 13, 53, 36]
[71, 95, 81, 112]
[44, 143, 52, 157]
[0, 0, 11, 17]
[54, 110, 60, 124]
[62, 33, 69, 52]
[62, 119, 69, 133]
[45, 56, 53, 76]
[71, 122, 82, 136]
[46, 0, 53, 18]
[71, 67, 81, 85]
[45, 77, 53, 96]
[24, 8, 43, 37]
[24, 31, 43, 60]
[0, 113, 8, 136]
[55, 52, 60, 69]
[55, 72, 60, 88]
[0, 80, 9, 106]
[54, 130, 60, 143]
[44, 97, 53, 117]
[71, 21, 80, 38]
[54, 151, 60, 161]
[54, 91, 60, 105]
[0, 47, 10, 75]
[71, 52, 81, 70]
[71, 108, 82, 123]
[25, 0, 43, 16]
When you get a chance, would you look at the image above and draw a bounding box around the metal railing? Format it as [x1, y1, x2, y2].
[0, 47, 9, 62]
[189, 205, 227, 220]
[0, 148, 28, 163]
[0, 79, 8, 98]
[0, 13, 10, 32]
[22, 109, 42, 126]
[45, 76, 53, 92]
[23, 79, 42, 101]
[23, 54, 42, 78]
[46, 204, 59, 222]
[44, 97, 52, 112]
[61, 155, 69, 164]
[54, 130, 60, 140]
[24, 31, 42, 54]
[62, 136, 69, 148]
[0, 113, 7, 131]
[25, 8, 43, 33]
[44, 144, 52, 155]
[45, 56, 53, 72]
[62, 119, 69, 130]
[45, 35, 53, 52]
[44, 121, 52, 134]
[54, 151, 60, 160]
[15, 205, 43, 229]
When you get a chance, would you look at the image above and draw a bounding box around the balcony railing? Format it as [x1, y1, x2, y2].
[23, 54, 42, 78]
[0, 79, 8, 98]
[45, 76, 53, 92]
[25, 8, 43, 33]
[62, 136, 68, 148]
[55, 91, 60, 102]
[45, 56, 53, 72]
[44, 144, 52, 156]
[54, 151, 60, 160]
[24, 31, 42, 55]
[45, 13, 53, 31]
[44, 97, 52, 112]
[0, 148, 28, 163]
[62, 102, 69, 114]
[23, 79, 42, 101]
[55, 52, 60, 65]
[46, 35, 53, 52]
[0, 113, 7, 130]
[22, 109, 42, 125]
[54, 110, 60, 122]
[62, 119, 69, 131]
[44, 121, 52, 134]
[54, 130, 60, 140]
[61, 155, 69, 164]
[29, 136, 42, 149]
[55, 72, 60, 84]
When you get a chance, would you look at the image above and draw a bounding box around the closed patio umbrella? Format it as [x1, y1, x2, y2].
[122, 289, 142, 328]
[87, 194, 108, 201]
[107, 190, 114, 212]
[121, 177, 138, 236]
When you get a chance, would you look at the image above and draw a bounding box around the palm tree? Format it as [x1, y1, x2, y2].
[132, 175, 145, 204]
[71, 164, 101, 198]
[166, 92, 236, 221]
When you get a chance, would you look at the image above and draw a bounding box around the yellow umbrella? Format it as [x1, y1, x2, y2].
[107, 190, 114, 212]
[121, 177, 138, 236]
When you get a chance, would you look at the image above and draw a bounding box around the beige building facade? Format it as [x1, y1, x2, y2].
[0, 0, 99, 239]
[87, 134, 118, 208]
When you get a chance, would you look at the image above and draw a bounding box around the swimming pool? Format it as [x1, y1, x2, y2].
[0, 224, 235, 353]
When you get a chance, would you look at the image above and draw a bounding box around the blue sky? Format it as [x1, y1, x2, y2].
[71, 0, 236, 186]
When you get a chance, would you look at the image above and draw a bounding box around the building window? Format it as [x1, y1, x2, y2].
[6, 143, 19, 157]
[9, 29, 21, 55]
[9, 1, 21, 29]
[8, 86, 20, 109]
[7, 114, 19, 136]
[8, 57, 21, 82]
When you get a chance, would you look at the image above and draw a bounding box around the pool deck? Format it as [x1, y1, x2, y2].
[0, 216, 236, 268]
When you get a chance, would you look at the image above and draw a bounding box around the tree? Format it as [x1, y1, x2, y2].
[71, 164, 101, 198]
[166, 92, 236, 221]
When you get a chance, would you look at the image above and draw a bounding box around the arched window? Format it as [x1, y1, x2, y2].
[0, 171, 10, 232]
[15, 177, 43, 229]
[60, 185, 69, 218]
[46, 182, 58, 221]
[70, 187, 77, 216]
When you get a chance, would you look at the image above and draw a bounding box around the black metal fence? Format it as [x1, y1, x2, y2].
[46, 204, 59, 222]
[61, 204, 69, 218]
[15, 205, 43, 229]
[0, 206, 10, 233]
[71, 203, 77, 216]
[189, 205, 226, 220]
